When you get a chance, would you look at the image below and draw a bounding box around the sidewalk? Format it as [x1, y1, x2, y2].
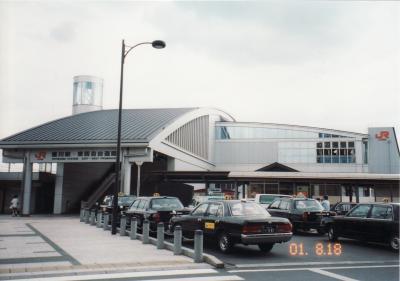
[0, 215, 210, 280]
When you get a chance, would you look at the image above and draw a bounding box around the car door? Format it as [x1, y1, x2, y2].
[341, 204, 371, 238]
[365, 204, 393, 242]
[185, 203, 209, 234]
[203, 203, 223, 237]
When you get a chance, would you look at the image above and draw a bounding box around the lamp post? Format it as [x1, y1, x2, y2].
[111, 39, 166, 235]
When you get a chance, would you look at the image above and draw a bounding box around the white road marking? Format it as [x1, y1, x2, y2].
[233, 260, 399, 268]
[9, 268, 221, 281]
[229, 264, 399, 273]
[309, 269, 359, 281]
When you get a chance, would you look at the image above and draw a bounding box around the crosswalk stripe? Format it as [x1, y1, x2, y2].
[9, 268, 220, 281]
[309, 269, 359, 281]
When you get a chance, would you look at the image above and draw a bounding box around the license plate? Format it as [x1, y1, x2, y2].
[264, 226, 275, 233]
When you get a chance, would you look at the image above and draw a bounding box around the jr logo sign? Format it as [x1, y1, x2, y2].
[375, 131, 390, 141]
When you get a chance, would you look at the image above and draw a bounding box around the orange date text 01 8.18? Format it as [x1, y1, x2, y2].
[289, 242, 342, 256]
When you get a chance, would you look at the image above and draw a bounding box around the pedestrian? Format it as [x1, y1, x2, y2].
[316, 198, 321, 202]
[10, 195, 19, 217]
[321, 195, 330, 211]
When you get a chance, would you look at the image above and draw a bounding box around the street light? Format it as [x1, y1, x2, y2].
[111, 39, 166, 235]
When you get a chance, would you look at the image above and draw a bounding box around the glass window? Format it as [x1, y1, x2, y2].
[294, 200, 323, 210]
[348, 142, 355, 148]
[65, 152, 71, 157]
[269, 200, 281, 209]
[78, 151, 83, 157]
[340, 142, 347, 148]
[259, 195, 278, 204]
[347, 205, 371, 218]
[59, 152, 65, 157]
[91, 151, 96, 156]
[84, 151, 90, 157]
[137, 200, 147, 209]
[207, 204, 223, 217]
[370, 205, 392, 220]
[279, 201, 289, 210]
[98, 151, 103, 157]
[105, 151, 110, 156]
[52, 152, 57, 157]
[192, 203, 208, 216]
[324, 142, 331, 148]
[111, 151, 117, 156]
[129, 200, 140, 210]
[332, 142, 339, 148]
[150, 198, 183, 210]
[229, 202, 270, 216]
[317, 142, 323, 148]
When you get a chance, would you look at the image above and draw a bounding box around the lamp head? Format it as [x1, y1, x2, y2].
[152, 40, 166, 49]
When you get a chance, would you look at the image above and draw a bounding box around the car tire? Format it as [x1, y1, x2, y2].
[218, 232, 234, 253]
[258, 243, 274, 253]
[389, 235, 399, 252]
[328, 225, 338, 242]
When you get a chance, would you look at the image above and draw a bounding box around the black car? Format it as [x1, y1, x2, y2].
[99, 195, 136, 214]
[327, 203, 399, 252]
[267, 197, 332, 234]
[170, 200, 293, 253]
[126, 196, 189, 232]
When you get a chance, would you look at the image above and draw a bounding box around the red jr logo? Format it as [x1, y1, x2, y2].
[35, 151, 47, 160]
[375, 131, 390, 141]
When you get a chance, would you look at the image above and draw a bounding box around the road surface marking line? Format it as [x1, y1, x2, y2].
[229, 264, 399, 273]
[309, 269, 359, 281]
[233, 260, 399, 268]
[9, 268, 218, 281]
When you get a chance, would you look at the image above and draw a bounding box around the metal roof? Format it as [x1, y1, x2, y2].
[0, 108, 196, 147]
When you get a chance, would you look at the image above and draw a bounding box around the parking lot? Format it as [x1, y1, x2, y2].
[170, 230, 400, 281]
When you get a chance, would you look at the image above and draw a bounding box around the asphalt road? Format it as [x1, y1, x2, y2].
[169, 230, 400, 281]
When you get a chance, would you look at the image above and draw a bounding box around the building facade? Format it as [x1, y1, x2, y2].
[0, 107, 399, 214]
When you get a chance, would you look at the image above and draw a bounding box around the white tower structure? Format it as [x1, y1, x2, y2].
[72, 75, 103, 115]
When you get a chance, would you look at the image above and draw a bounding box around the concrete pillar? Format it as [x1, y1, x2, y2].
[136, 162, 143, 197]
[22, 155, 32, 215]
[123, 159, 131, 195]
[53, 163, 64, 214]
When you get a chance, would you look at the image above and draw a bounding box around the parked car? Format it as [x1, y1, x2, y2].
[267, 197, 333, 234]
[254, 194, 293, 208]
[170, 200, 293, 253]
[330, 202, 358, 215]
[126, 196, 190, 232]
[327, 203, 399, 252]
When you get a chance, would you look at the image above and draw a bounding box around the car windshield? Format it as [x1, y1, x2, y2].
[294, 200, 323, 210]
[259, 195, 277, 204]
[230, 202, 271, 216]
[118, 196, 136, 205]
[150, 198, 183, 210]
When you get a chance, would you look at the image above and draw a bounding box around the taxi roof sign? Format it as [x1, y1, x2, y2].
[153, 192, 160, 197]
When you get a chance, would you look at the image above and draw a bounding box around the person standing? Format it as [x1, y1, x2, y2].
[321, 195, 330, 211]
[10, 195, 19, 217]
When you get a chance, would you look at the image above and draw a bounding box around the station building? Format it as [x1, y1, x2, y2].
[0, 76, 399, 215]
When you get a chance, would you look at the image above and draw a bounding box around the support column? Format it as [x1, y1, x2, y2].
[135, 162, 143, 197]
[123, 159, 132, 195]
[22, 155, 32, 215]
[53, 163, 64, 214]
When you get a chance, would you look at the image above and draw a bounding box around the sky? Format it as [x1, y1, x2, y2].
[0, 0, 399, 143]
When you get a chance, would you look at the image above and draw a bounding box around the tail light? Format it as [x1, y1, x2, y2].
[276, 223, 292, 233]
[303, 212, 309, 221]
[242, 225, 263, 234]
[152, 213, 160, 222]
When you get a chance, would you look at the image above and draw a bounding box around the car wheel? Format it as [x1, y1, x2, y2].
[389, 235, 399, 252]
[258, 243, 274, 253]
[328, 226, 338, 242]
[218, 232, 233, 253]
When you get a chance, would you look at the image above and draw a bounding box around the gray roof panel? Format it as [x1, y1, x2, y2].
[0, 108, 196, 146]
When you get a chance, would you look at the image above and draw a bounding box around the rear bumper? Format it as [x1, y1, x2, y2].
[240, 233, 292, 244]
[293, 221, 324, 230]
